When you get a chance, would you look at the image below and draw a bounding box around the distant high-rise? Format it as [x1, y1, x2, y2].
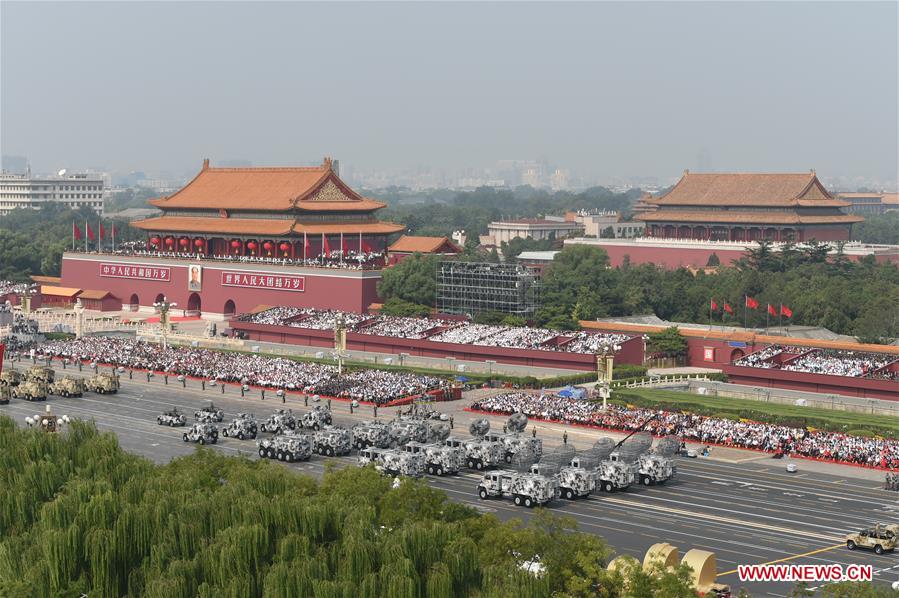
[0, 172, 106, 216]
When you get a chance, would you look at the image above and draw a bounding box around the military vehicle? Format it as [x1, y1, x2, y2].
[485, 414, 543, 463]
[352, 420, 391, 449]
[570, 438, 634, 492]
[258, 433, 312, 462]
[49, 376, 84, 398]
[85, 373, 119, 394]
[221, 413, 258, 440]
[610, 432, 669, 486]
[312, 427, 351, 456]
[358, 446, 388, 469]
[300, 406, 332, 431]
[846, 524, 899, 554]
[194, 403, 225, 423]
[477, 469, 559, 507]
[358, 447, 425, 477]
[0, 370, 22, 387]
[403, 441, 462, 476]
[259, 409, 298, 434]
[386, 416, 430, 446]
[157, 409, 187, 427]
[25, 365, 55, 384]
[0, 385, 10, 405]
[533, 445, 594, 500]
[182, 423, 218, 444]
[12, 379, 48, 401]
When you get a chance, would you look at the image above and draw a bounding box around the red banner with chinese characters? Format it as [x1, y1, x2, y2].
[100, 263, 171, 281]
[221, 271, 305, 292]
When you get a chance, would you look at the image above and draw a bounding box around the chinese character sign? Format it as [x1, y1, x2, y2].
[100, 263, 171, 281]
[221, 271, 305, 292]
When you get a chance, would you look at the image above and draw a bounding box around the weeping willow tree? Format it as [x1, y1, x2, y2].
[1, 415, 699, 597]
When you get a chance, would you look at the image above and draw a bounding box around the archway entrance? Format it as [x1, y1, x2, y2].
[730, 348, 745, 362]
[223, 299, 236, 317]
[187, 292, 202, 315]
[129, 293, 139, 311]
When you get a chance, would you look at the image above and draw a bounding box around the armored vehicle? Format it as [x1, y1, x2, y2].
[445, 436, 505, 470]
[313, 427, 351, 456]
[259, 409, 297, 434]
[300, 406, 332, 431]
[222, 413, 258, 440]
[194, 403, 225, 423]
[0, 370, 22, 387]
[257, 433, 312, 462]
[485, 432, 544, 464]
[631, 453, 675, 485]
[403, 441, 462, 476]
[25, 365, 55, 384]
[532, 447, 594, 500]
[846, 524, 899, 554]
[388, 417, 430, 445]
[352, 420, 391, 449]
[49, 376, 84, 398]
[12, 379, 48, 401]
[157, 409, 187, 427]
[477, 469, 559, 507]
[358, 447, 389, 469]
[182, 423, 218, 444]
[0, 385, 10, 405]
[85, 373, 119, 394]
[381, 449, 425, 477]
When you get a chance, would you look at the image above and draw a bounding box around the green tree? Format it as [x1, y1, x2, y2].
[706, 253, 720, 267]
[377, 253, 439, 306]
[646, 327, 688, 358]
[379, 297, 432, 318]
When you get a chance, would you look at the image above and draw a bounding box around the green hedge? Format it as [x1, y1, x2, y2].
[612, 364, 647, 379]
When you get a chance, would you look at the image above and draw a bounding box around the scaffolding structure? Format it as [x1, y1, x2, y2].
[436, 261, 539, 317]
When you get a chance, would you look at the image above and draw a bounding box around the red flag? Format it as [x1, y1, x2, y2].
[361, 240, 372, 253]
[724, 303, 734, 315]
[745, 296, 759, 309]
[341, 236, 349, 255]
[710, 299, 719, 311]
[322, 235, 331, 255]
[86, 223, 96, 241]
[767, 304, 777, 317]
[73, 221, 82, 241]
[780, 304, 793, 318]
[99, 222, 106, 240]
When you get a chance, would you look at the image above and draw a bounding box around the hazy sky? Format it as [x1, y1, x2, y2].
[2, 1, 897, 184]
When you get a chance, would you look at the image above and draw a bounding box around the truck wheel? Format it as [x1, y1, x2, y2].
[479, 488, 488, 499]
[847, 541, 856, 550]
[514, 495, 522, 506]
[467, 459, 475, 469]
[285, 452, 294, 463]
[222, 429, 229, 437]
[259, 448, 266, 457]
[564, 489, 574, 500]
[875, 544, 884, 555]
[199, 437, 205, 445]
[313, 424, 320, 431]
[325, 447, 334, 456]
[641, 475, 651, 486]
[436, 466, 444, 476]
[169, 421, 175, 427]
[475, 461, 483, 470]
[277, 451, 285, 461]
[237, 432, 244, 440]
[157, 418, 162, 425]
[183, 434, 188, 442]
[603, 482, 613, 493]
[524, 497, 533, 508]
[505, 454, 512, 463]
[211, 438, 217, 444]
[267, 449, 274, 458]
[260, 424, 267, 432]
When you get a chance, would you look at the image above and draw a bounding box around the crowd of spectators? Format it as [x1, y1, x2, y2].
[99, 244, 385, 270]
[33, 337, 446, 405]
[0, 281, 34, 297]
[734, 345, 896, 379]
[734, 345, 807, 368]
[471, 392, 899, 469]
[238, 308, 634, 354]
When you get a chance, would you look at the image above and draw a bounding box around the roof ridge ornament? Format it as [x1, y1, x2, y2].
[323, 156, 334, 171]
[203, 158, 210, 171]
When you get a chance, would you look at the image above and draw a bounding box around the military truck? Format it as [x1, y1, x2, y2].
[49, 376, 84, 398]
[312, 427, 351, 456]
[485, 432, 544, 464]
[445, 436, 505, 470]
[25, 365, 55, 384]
[403, 441, 462, 476]
[630, 453, 675, 486]
[358, 447, 425, 477]
[195, 403, 225, 423]
[221, 413, 258, 440]
[0, 385, 10, 405]
[477, 469, 559, 508]
[157, 409, 187, 427]
[846, 524, 899, 554]
[0, 370, 22, 387]
[85, 373, 119, 394]
[388, 417, 430, 446]
[531, 461, 594, 500]
[182, 423, 218, 444]
[257, 433, 312, 462]
[12, 379, 48, 401]
[358, 446, 388, 469]
[259, 409, 297, 434]
[569, 449, 634, 493]
[300, 406, 332, 431]
[352, 420, 391, 449]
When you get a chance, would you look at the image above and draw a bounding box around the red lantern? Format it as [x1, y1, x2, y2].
[150, 236, 160, 245]
[165, 237, 174, 247]
[279, 242, 290, 252]
[179, 238, 189, 247]
[230, 240, 241, 249]
[247, 241, 257, 250]
[194, 238, 204, 247]
[263, 241, 273, 251]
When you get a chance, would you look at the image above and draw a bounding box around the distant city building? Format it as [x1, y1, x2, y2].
[436, 261, 539, 317]
[1, 155, 28, 174]
[571, 210, 644, 239]
[550, 169, 569, 191]
[636, 170, 863, 242]
[387, 235, 462, 265]
[486, 216, 584, 246]
[0, 172, 106, 216]
[836, 191, 899, 216]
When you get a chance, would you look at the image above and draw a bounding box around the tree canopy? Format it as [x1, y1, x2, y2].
[378, 253, 439, 306]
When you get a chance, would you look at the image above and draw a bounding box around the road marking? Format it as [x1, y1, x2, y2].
[784, 492, 803, 497]
[818, 498, 837, 503]
[717, 543, 846, 577]
[711, 481, 731, 486]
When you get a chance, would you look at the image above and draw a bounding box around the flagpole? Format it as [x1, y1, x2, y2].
[743, 295, 747, 330]
[779, 303, 783, 335]
[709, 299, 712, 331]
[84, 221, 88, 253]
[112, 222, 115, 252]
[303, 231, 307, 261]
[72, 220, 75, 251]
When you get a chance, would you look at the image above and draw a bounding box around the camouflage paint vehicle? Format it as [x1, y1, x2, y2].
[312, 427, 351, 456]
[477, 469, 559, 508]
[530, 462, 595, 500]
[221, 414, 258, 440]
[300, 406, 332, 431]
[444, 436, 505, 471]
[352, 421, 391, 449]
[157, 409, 188, 427]
[259, 409, 298, 434]
[403, 441, 462, 476]
[257, 433, 312, 462]
[85, 373, 119, 394]
[12, 380, 48, 401]
[485, 432, 543, 464]
[846, 524, 899, 554]
[387, 417, 430, 445]
[195, 403, 225, 423]
[182, 423, 218, 444]
[49, 376, 84, 398]
[0, 370, 22, 387]
[0, 385, 10, 405]
[25, 366, 55, 384]
[380, 449, 425, 477]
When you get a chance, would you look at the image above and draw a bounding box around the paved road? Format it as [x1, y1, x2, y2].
[3, 368, 898, 596]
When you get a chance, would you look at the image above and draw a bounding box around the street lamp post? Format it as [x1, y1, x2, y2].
[595, 342, 621, 410]
[73, 298, 85, 339]
[152, 296, 177, 349]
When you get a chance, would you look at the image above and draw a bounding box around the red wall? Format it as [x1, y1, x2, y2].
[60, 254, 382, 314]
[228, 320, 645, 371]
[591, 244, 899, 268]
[723, 364, 899, 401]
